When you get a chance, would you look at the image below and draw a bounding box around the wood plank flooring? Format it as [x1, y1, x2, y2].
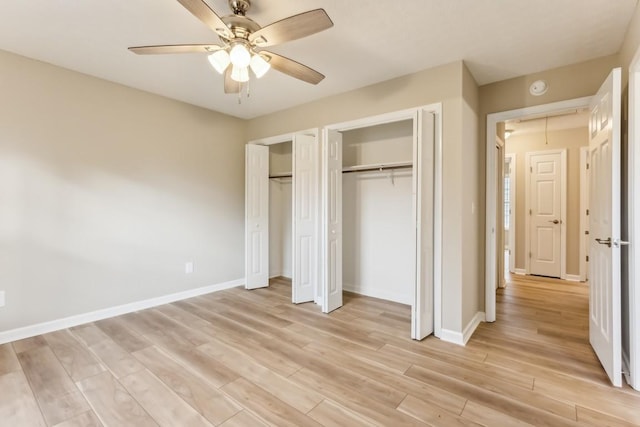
[1, 275, 639, 426]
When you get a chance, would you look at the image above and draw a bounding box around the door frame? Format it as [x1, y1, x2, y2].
[626, 48, 640, 390]
[505, 153, 517, 275]
[485, 96, 591, 322]
[524, 149, 567, 279]
[247, 128, 321, 303]
[495, 138, 505, 288]
[323, 104, 443, 338]
[579, 146, 590, 282]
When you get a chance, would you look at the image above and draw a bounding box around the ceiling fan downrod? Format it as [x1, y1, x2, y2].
[228, 0, 251, 16]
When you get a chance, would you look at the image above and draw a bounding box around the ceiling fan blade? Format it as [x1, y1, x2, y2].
[224, 68, 241, 94]
[249, 9, 333, 47]
[128, 44, 223, 55]
[261, 51, 325, 85]
[177, 0, 232, 39]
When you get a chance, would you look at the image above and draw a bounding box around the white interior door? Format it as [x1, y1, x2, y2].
[589, 67, 622, 387]
[322, 129, 343, 313]
[528, 151, 565, 278]
[412, 111, 435, 340]
[245, 144, 269, 289]
[292, 133, 318, 303]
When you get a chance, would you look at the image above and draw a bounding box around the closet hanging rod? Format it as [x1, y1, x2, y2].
[342, 163, 413, 174]
[268, 163, 413, 179]
[269, 172, 293, 179]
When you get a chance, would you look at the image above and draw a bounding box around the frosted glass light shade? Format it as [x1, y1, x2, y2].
[229, 44, 251, 68]
[250, 54, 271, 78]
[207, 50, 230, 74]
[231, 65, 249, 82]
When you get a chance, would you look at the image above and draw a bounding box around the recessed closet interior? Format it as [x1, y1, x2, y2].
[341, 119, 415, 305]
[268, 141, 293, 281]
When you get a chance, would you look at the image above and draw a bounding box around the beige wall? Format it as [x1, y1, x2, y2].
[0, 50, 246, 332]
[506, 127, 588, 275]
[247, 61, 483, 335]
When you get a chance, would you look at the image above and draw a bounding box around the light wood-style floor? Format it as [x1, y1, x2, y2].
[1, 275, 639, 426]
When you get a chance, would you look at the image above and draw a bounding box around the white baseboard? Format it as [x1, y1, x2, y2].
[514, 269, 526, 275]
[343, 283, 411, 305]
[0, 278, 244, 345]
[565, 274, 582, 282]
[440, 312, 485, 346]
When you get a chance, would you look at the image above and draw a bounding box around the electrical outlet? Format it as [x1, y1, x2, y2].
[0, 291, 5, 307]
[185, 262, 194, 275]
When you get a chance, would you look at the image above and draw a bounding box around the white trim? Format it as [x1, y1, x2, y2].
[628, 48, 640, 391]
[496, 139, 506, 289]
[579, 146, 590, 282]
[565, 274, 582, 282]
[323, 103, 443, 340]
[505, 153, 517, 274]
[0, 279, 244, 345]
[248, 128, 319, 146]
[524, 149, 567, 279]
[514, 268, 527, 275]
[485, 97, 592, 322]
[324, 107, 424, 132]
[343, 283, 411, 305]
[440, 312, 485, 346]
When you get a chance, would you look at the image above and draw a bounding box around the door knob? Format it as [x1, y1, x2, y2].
[595, 237, 612, 247]
[548, 219, 560, 224]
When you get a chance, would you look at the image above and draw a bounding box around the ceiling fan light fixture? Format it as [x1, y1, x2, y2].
[250, 54, 270, 78]
[229, 43, 251, 68]
[231, 65, 250, 82]
[207, 50, 230, 74]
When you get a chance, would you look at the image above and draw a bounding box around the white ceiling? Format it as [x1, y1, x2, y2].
[0, 0, 636, 119]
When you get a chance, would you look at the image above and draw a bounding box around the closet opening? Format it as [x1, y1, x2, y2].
[322, 105, 442, 340]
[245, 130, 320, 305]
[268, 141, 293, 284]
[341, 120, 415, 306]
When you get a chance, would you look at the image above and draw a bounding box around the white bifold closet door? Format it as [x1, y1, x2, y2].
[413, 110, 435, 340]
[245, 144, 269, 289]
[292, 133, 319, 303]
[322, 129, 343, 313]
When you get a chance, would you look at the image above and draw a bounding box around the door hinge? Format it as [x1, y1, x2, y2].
[586, 255, 589, 262]
[586, 163, 590, 170]
[585, 230, 589, 235]
[530, 166, 533, 173]
[529, 252, 532, 258]
[529, 209, 532, 215]
[586, 209, 589, 216]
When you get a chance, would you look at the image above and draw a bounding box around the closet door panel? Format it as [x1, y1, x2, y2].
[245, 144, 269, 289]
[413, 111, 435, 339]
[322, 129, 343, 313]
[293, 134, 318, 303]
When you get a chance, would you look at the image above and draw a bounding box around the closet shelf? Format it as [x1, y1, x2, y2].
[342, 161, 413, 174]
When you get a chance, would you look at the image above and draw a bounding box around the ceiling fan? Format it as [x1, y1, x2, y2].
[129, 0, 333, 94]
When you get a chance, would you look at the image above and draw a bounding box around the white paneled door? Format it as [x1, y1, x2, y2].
[322, 129, 343, 313]
[292, 134, 318, 303]
[528, 151, 565, 278]
[589, 68, 622, 387]
[245, 144, 269, 289]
